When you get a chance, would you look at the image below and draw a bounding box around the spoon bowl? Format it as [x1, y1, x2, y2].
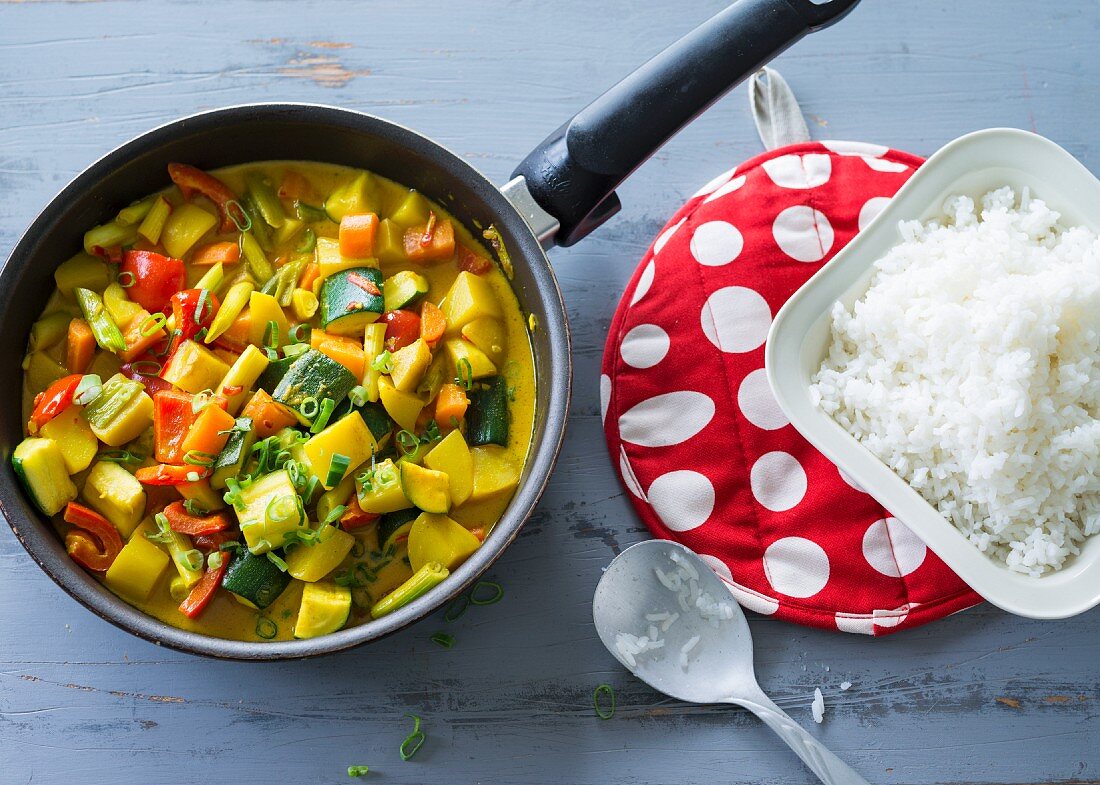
[594, 541, 872, 785]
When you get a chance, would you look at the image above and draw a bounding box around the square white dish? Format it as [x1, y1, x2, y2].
[765, 128, 1100, 619]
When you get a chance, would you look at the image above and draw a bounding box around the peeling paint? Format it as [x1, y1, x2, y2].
[278, 54, 369, 88]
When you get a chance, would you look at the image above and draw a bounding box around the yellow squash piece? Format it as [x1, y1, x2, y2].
[103, 282, 144, 327]
[304, 410, 378, 490]
[161, 340, 231, 395]
[39, 406, 98, 474]
[81, 460, 146, 538]
[237, 469, 307, 554]
[460, 317, 507, 362]
[217, 345, 270, 415]
[83, 375, 154, 447]
[441, 271, 502, 335]
[54, 253, 110, 299]
[399, 462, 450, 514]
[407, 513, 480, 573]
[286, 524, 355, 582]
[12, 438, 77, 516]
[162, 203, 217, 259]
[423, 430, 474, 507]
[388, 338, 432, 392]
[104, 519, 170, 601]
[377, 375, 424, 432]
[443, 338, 497, 380]
[247, 291, 290, 348]
[356, 458, 414, 514]
[469, 446, 521, 503]
[316, 237, 378, 283]
[294, 580, 352, 638]
[178, 478, 226, 512]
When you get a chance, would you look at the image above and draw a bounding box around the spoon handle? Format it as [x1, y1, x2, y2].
[731, 694, 871, 785]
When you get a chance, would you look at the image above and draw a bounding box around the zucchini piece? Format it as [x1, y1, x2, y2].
[12, 438, 77, 516]
[210, 417, 257, 490]
[104, 520, 170, 601]
[218, 345, 270, 415]
[235, 469, 307, 554]
[382, 270, 429, 312]
[318, 267, 384, 336]
[161, 340, 231, 396]
[356, 458, 414, 514]
[286, 525, 355, 582]
[303, 410, 378, 490]
[255, 355, 295, 393]
[39, 406, 98, 474]
[324, 172, 380, 222]
[469, 446, 521, 503]
[407, 512, 480, 572]
[389, 339, 432, 393]
[441, 271, 502, 335]
[81, 460, 146, 538]
[376, 508, 420, 548]
[83, 374, 154, 447]
[400, 462, 450, 514]
[294, 580, 351, 638]
[272, 349, 358, 425]
[377, 375, 424, 433]
[358, 402, 395, 443]
[466, 376, 509, 447]
[443, 338, 497, 380]
[423, 430, 473, 507]
[221, 547, 292, 609]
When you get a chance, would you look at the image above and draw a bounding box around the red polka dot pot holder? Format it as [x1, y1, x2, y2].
[601, 140, 984, 635]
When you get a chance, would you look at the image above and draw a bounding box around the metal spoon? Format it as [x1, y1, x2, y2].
[593, 540, 871, 785]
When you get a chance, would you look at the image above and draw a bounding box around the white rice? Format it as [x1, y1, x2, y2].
[811, 187, 1100, 575]
[840, 681, 852, 691]
[811, 688, 825, 723]
[679, 635, 701, 670]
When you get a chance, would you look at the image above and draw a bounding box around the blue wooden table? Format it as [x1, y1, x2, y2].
[2, 2, 1098, 783]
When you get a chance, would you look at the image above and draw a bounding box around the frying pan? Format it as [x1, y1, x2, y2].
[0, 0, 859, 659]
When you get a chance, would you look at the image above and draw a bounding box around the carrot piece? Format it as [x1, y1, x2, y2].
[66, 318, 96, 374]
[419, 301, 446, 346]
[339, 213, 379, 258]
[216, 311, 252, 353]
[434, 383, 469, 429]
[298, 263, 320, 292]
[456, 244, 493, 275]
[180, 403, 236, 459]
[118, 310, 165, 363]
[136, 463, 209, 486]
[190, 241, 241, 266]
[154, 390, 197, 463]
[468, 526, 486, 542]
[277, 170, 314, 201]
[240, 389, 298, 438]
[403, 218, 455, 263]
[315, 334, 365, 378]
[339, 493, 380, 531]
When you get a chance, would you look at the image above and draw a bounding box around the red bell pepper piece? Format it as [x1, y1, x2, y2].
[28, 374, 83, 434]
[191, 531, 238, 553]
[167, 163, 246, 234]
[63, 502, 124, 572]
[382, 309, 421, 352]
[135, 463, 210, 486]
[162, 500, 232, 536]
[153, 390, 197, 463]
[169, 288, 221, 342]
[121, 250, 186, 313]
[339, 493, 380, 531]
[178, 558, 229, 619]
[456, 244, 493, 275]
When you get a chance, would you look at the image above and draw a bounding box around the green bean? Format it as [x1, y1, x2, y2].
[246, 174, 286, 229]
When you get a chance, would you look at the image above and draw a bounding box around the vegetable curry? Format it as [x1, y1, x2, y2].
[16, 161, 535, 641]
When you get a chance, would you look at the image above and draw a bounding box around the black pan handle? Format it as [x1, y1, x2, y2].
[511, 0, 861, 247]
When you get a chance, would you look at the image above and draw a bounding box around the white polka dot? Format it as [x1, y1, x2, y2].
[737, 368, 788, 430]
[653, 217, 686, 255]
[619, 324, 670, 369]
[703, 174, 747, 204]
[763, 537, 830, 598]
[772, 205, 834, 263]
[834, 614, 875, 635]
[689, 220, 744, 267]
[750, 451, 807, 512]
[618, 391, 715, 448]
[858, 196, 891, 231]
[648, 470, 714, 532]
[821, 140, 889, 157]
[630, 259, 656, 306]
[761, 153, 832, 189]
[700, 286, 771, 354]
[862, 517, 927, 577]
[693, 167, 737, 198]
[698, 554, 780, 615]
[837, 466, 866, 493]
[599, 374, 611, 424]
[619, 447, 645, 500]
[860, 155, 909, 173]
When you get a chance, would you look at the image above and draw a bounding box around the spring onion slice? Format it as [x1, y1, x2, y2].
[399, 714, 425, 761]
[348, 385, 368, 407]
[429, 632, 455, 649]
[255, 616, 277, 639]
[455, 357, 473, 391]
[265, 551, 289, 572]
[443, 594, 470, 622]
[593, 684, 616, 720]
[118, 271, 136, 288]
[326, 453, 351, 487]
[97, 449, 144, 464]
[309, 398, 336, 434]
[73, 374, 103, 406]
[346, 766, 369, 778]
[470, 580, 504, 606]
